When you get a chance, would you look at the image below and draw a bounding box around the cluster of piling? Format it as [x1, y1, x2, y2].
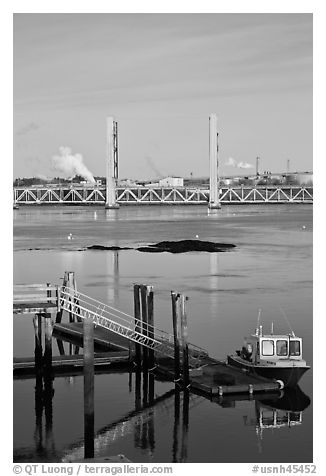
[133, 284, 155, 370]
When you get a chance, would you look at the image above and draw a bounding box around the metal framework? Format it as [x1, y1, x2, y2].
[13, 185, 313, 205]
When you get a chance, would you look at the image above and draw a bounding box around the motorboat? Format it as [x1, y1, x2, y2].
[227, 321, 310, 388]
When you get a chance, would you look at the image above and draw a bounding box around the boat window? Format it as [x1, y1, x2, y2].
[276, 340, 288, 356]
[289, 340, 301, 356]
[261, 340, 274, 356]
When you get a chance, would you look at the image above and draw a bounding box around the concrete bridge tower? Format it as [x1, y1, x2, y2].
[209, 113, 221, 209]
[105, 116, 119, 209]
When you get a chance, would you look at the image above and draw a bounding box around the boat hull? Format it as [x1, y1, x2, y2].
[227, 355, 310, 388]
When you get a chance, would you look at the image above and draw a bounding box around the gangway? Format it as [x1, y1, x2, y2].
[60, 286, 208, 368]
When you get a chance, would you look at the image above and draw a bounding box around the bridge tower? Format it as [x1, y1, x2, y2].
[208, 113, 221, 209]
[105, 116, 119, 209]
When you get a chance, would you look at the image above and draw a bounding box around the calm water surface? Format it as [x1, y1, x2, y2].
[13, 205, 313, 463]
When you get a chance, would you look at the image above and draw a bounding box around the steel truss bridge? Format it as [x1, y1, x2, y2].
[13, 184, 313, 205]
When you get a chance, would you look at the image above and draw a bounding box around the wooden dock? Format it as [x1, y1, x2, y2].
[16, 320, 281, 396]
[14, 351, 130, 378]
[13, 278, 282, 397]
[56, 323, 282, 394]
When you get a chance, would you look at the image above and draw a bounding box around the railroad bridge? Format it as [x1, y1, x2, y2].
[13, 183, 313, 205]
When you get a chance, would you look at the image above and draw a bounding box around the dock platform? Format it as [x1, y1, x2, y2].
[14, 351, 130, 378]
[22, 321, 281, 396]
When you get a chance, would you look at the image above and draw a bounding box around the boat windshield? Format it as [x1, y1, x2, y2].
[276, 339, 288, 356]
[261, 339, 274, 356]
[289, 340, 301, 356]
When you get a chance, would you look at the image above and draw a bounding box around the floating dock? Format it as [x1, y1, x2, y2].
[14, 351, 130, 377]
[13, 279, 282, 397]
[15, 320, 281, 396]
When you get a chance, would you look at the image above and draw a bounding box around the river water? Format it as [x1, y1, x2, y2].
[13, 204, 313, 463]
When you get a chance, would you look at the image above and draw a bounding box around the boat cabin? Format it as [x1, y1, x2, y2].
[238, 330, 303, 364]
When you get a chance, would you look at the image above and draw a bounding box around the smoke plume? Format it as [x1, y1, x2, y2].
[225, 157, 253, 169]
[51, 147, 95, 183]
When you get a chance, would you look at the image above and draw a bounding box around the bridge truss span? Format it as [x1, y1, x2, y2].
[13, 185, 313, 205]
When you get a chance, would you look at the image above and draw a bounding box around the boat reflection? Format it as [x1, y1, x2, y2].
[241, 386, 311, 453]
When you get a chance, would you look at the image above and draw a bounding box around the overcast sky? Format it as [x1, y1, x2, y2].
[13, 13, 312, 180]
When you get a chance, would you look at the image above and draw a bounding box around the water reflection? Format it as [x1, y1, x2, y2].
[241, 386, 310, 453]
[105, 250, 120, 303]
[15, 359, 311, 463]
[62, 369, 173, 462]
[33, 366, 56, 460]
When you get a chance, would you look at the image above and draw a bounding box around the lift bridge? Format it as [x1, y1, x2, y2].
[13, 116, 313, 207]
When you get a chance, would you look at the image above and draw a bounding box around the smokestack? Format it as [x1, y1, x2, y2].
[287, 159, 290, 174]
[208, 114, 221, 210]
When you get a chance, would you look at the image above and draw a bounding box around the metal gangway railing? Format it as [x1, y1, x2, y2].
[59, 286, 208, 368]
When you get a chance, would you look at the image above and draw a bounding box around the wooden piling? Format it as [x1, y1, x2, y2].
[33, 314, 43, 372]
[46, 283, 51, 303]
[68, 272, 76, 323]
[133, 285, 142, 367]
[180, 295, 190, 388]
[128, 341, 133, 392]
[55, 285, 63, 324]
[44, 314, 53, 373]
[147, 286, 155, 370]
[83, 317, 94, 459]
[140, 285, 149, 368]
[171, 292, 181, 383]
[61, 271, 78, 323]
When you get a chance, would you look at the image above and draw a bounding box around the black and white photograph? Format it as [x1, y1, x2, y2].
[11, 4, 316, 469]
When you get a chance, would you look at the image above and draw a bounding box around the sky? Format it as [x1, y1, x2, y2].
[13, 13, 313, 181]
